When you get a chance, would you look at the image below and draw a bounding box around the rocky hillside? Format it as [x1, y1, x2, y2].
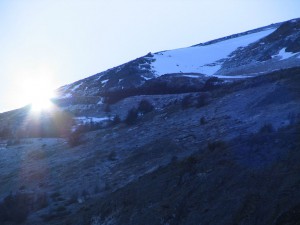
[51, 18, 300, 119]
[0, 67, 299, 225]
[0, 18, 300, 225]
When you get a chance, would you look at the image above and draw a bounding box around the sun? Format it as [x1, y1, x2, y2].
[30, 91, 54, 112]
[20, 76, 56, 112]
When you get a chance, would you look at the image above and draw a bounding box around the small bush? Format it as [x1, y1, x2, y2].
[207, 140, 227, 151]
[200, 116, 206, 125]
[0, 193, 31, 224]
[50, 192, 61, 200]
[108, 151, 117, 161]
[259, 123, 274, 133]
[67, 131, 82, 147]
[104, 104, 111, 113]
[181, 95, 193, 109]
[196, 95, 208, 108]
[111, 115, 121, 125]
[125, 108, 138, 125]
[203, 77, 222, 91]
[138, 99, 154, 114]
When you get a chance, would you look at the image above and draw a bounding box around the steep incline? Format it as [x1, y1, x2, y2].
[57, 18, 300, 103]
[151, 27, 276, 76]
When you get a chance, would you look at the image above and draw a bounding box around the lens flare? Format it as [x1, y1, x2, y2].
[19, 76, 56, 112]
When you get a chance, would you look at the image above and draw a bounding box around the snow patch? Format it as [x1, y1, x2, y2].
[74, 117, 110, 124]
[213, 75, 253, 79]
[141, 75, 152, 80]
[182, 74, 203, 78]
[60, 93, 72, 99]
[97, 98, 104, 105]
[274, 48, 298, 60]
[95, 73, 105, 81]
[71, 82, 83, 92]
[152, 28, 276, 76]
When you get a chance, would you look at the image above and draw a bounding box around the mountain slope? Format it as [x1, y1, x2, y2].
[0, 67, 300, 225]
[57, 18, 300, 105]
[1, 18, 300, 225]
[151, 27, 276, 76]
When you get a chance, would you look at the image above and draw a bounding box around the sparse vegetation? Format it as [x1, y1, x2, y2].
[181, 93, 209, 109]
[259, 123, 274, 133]
[125, 108, 138, 125]
[108, 151, 117, 161]
[181, 94, 193, 109]
[0, 193, 30, 224]
[111, 115, 121, 125]
[67, 130, 82, 147]
[0, 192, 49, 224]
[200, 116, 206, 125]
[207, 140, 227, 151]
[138, 99, 154, 114]
[103, 104, 111, 113]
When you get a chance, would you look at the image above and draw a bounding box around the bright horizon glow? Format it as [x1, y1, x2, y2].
[20, 76, 56, 113]
[0, 0, 300, 112]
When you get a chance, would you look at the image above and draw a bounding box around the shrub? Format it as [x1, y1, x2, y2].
[0, 193, 31, 224]
[0, 126, 13, 139]
[181, 95, 193, 109]
[111, 115, 121, 125]
[202, 77, 222, 91]
[108, 151, 117, 161]
[207, 140, 227, 151]
[259, 123, 274, 133]
[200, 116, 206, 125]
[138, 99, 154, 114]
[104, 104, 111, 113]
[67, 131, 82, 147]
[125, 108, 138, 125]
[196, 95, 208, 108]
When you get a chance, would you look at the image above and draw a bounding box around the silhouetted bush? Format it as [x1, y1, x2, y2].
[200, 116, 206, 125]
[202, 77, 222, 91]
[259, 123, 274, 133]
[0, 126, 13, 139]
[108, 151, 117, 161]
[181, 94, 209, 109]
[196, 94, 208, 108]
[111, 115, 121, 125]
[104, 104, 111, 113]
[207, 140, 227, 151]
[0, 193, 31, 224]
[138, 99, 154, 114]
[181, 95, 193, 109]
[125, 108, 138, 125]
[67, 131, 82, 147]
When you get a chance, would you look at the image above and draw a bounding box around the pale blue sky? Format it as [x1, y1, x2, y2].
[0, 0, 299, 112]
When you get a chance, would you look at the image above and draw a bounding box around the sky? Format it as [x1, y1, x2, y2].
[0, 0, 299, 112]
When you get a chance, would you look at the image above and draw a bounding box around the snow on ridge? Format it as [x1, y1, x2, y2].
[213, 74, 253, 79]
[273, 48, 299, 60]
[60, 93, 72, 99]
[151, 28, 276, 77]
[71, 82, 83, 92]
[182, 74, 203, 78]
[75, 116, 110, 124]
[101, 79, 109, 84]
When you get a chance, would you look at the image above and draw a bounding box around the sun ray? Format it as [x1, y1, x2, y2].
[18, 75, 56, 113]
